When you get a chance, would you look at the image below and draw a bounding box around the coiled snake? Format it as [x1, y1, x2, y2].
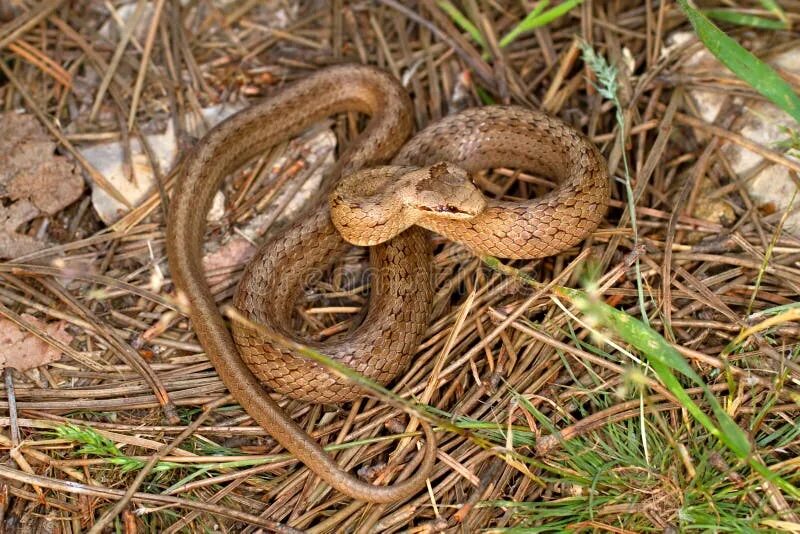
[166, 64, 609, 503]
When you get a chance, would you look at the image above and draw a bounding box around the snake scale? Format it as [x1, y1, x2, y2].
[166, 64, 609, 503]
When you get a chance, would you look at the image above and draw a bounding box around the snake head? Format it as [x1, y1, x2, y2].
[330, 162, 486, 248]
[403, 162, 486, 220]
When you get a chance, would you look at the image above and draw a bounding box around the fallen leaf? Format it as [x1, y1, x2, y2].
[83, 104, 243, 225]
[0, 112, 84, 258]
[202, 236, 256, 286]
[0, 313, 73, 372]
[0, 199, 46, 258]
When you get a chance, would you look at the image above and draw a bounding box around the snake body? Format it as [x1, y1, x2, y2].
[166, 65, 608, 503]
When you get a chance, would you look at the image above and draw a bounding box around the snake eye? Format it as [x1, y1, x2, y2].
[417, 204, 477, 218]
[444, 205, 470, 214]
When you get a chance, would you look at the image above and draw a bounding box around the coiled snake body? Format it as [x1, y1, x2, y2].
[166, 65, 608, 503]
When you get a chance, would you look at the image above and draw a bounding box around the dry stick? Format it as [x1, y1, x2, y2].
[542, 39, 580, 113]
[62, 7, 173, 220]
[377, 0, 495, 89]
[419, 288, 478, 407]
[369, 13, 400, 80]
[644, 0, 654, 69]
[307, 500, 365, 534]
[0, 0, 65, 50]
[87, 394, 233, 534]
[0, 434, 88, 482]
[6, 444, 45, 503]
[7, 40, 72, 86]
[0, 463, 302, 533]
[89, 0, 147, 121]
[163, 472, 259, 534]
[4, 371, 19, 446]
[129, 119, 176, 221]
[0, 263, 175, 310]
[634, 87, 681, 206]
[415, 248, 593, 390]
[668, 106, 800, 175]
[451, 453, 504, 525]
[5, 485, 79, 513]
[113, 108, 135, 185]
[127, 0, 166, 129]
[0, 61, 130, 207]
[162, 3, 187, 152]
[0, 393, 218, 413]
[662, 137, 719, 335]
[290, 494, 352, 532]
[37, 277, 178, 422]
[132, 114, 172, 218]
[51, 454, 300, 469]
[332, 0, 343, 58]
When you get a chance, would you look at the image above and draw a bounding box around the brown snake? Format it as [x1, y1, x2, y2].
[166, 65, 609, 503]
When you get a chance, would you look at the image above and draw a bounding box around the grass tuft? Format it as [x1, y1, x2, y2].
[483, 257, 800, 507]
[54, 424, 147, 473]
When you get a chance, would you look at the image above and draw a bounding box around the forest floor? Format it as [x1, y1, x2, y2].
[1, 0, 800, 532]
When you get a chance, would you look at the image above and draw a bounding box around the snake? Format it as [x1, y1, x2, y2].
[166, 64, 609, 503]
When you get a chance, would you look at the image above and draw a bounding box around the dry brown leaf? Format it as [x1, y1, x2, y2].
[0, 112, 84, 258]
[0, 313, 73, 371]
[0, 199, 45, 258]
[202, 236, 256, 286]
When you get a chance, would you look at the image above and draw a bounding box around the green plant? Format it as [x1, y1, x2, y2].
[677, 0, 800, 124]
[438, 0, 584, 52]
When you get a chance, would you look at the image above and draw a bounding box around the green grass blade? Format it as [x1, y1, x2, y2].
[476, 85, 496, 105]
[436, 1, 486, 49]
[496, 0, 549, 47]
[758, 0, 789, 22]
[748, 300, 800, 320]
[703, 9, 788, 30]
[499, 0, 583, 48]
[676, 0, 800, 124]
